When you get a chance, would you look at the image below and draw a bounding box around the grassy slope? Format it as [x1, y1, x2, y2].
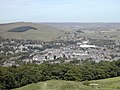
[14, 77, 120, 90]
[89, 76, 120, 90]
[14, 80, 92, 90]
[0, 22, 65, 41]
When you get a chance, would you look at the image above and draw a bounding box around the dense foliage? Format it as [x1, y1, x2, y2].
[0, 59, 120, 89]
[8, 26, 37, 32]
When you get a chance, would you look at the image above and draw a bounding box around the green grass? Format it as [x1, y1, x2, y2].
[14, 77, 120, 90]
[89, 77, 120, 90]
[14, 80, 93, 90]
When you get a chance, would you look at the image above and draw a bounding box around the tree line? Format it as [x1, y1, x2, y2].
[0, 59, 120, 89]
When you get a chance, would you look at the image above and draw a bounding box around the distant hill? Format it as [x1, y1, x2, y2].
[46, 23, 120, 31]
[0, 22, 65, 41]
[14, 77, 120, 90]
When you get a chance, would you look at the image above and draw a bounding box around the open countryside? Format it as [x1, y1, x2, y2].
[1, 0, 120, 90]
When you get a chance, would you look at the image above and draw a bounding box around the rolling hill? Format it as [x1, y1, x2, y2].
[13, 80, 93, 90]
[0, 22, 65, 41]
[14, 77, 120, 90]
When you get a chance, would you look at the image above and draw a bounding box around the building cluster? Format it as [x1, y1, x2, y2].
[33, 37, 120, 64]
[0, 33, 120, 66]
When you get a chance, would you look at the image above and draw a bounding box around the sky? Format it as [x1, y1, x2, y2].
[0, 0, 120, 23]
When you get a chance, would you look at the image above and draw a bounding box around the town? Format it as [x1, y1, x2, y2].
[0, 32, 120, 67]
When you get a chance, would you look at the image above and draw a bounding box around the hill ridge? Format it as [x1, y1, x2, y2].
[0, 22, 65, 41]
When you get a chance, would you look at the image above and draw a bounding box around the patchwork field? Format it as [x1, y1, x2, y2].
[77, 30, 120, 40]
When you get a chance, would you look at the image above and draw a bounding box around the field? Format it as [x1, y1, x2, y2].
[14, 77, 120, 90]
[77, 30, 120, 40]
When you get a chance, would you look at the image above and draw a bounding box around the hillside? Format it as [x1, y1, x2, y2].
[89, 77, 120, 90]
[14, 77, 120, 90]
[14, 80, 92, 90]
[0, 22, 65, 41]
